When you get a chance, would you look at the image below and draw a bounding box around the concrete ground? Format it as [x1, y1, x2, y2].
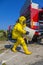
[0, 41, 43, 65]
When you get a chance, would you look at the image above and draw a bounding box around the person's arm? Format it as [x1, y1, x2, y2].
[17, 23, 26, 34]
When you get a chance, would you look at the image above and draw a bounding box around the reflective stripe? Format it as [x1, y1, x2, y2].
[31, 21, 39, 28]
[33, 22, 39, 26]
[31, 3, 39, 9]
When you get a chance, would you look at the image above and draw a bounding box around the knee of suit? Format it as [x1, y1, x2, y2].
[21, 39, 25, 43]
[17, 37, 26, 45]
[18, 37, 24, 42]
[21, 39, 26, 46]
[20, 38, 25, 43]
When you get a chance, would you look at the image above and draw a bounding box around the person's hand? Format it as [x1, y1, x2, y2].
[26, 31, 29, 35]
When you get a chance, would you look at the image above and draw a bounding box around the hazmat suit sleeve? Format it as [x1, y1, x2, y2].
[16, 23, 26, 34]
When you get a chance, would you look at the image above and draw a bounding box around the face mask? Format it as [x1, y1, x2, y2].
[23, 21, 26, 25]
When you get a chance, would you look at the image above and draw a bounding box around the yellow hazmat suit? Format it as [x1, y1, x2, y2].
[12, 16, 32, 55]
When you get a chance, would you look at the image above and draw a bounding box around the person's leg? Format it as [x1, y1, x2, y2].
[12, 40, 19, 52]
[18, 37, 32, 55]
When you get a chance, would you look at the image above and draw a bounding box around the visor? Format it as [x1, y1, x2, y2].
[23, 21, 26, 25]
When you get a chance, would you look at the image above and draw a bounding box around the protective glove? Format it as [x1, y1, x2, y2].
[26, 31, 29, 35]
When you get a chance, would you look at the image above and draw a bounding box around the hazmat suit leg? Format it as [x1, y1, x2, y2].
[18, 37, 32, 55]
[12, 41, 19, 52]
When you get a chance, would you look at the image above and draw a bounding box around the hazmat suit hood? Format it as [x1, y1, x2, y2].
[19, 16, 26, 26]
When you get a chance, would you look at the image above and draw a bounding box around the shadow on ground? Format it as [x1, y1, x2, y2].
[4, 44, 25, 54]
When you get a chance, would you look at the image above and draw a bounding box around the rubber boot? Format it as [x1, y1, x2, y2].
[12, 47, 17, 52]
[22, 43, 32, 55]
[12, 42, 19, 52]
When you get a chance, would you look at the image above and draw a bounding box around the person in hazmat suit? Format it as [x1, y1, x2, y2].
[12, 16, 32, 55]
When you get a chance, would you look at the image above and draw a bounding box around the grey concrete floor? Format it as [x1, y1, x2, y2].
[0, 41, 43, 65]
